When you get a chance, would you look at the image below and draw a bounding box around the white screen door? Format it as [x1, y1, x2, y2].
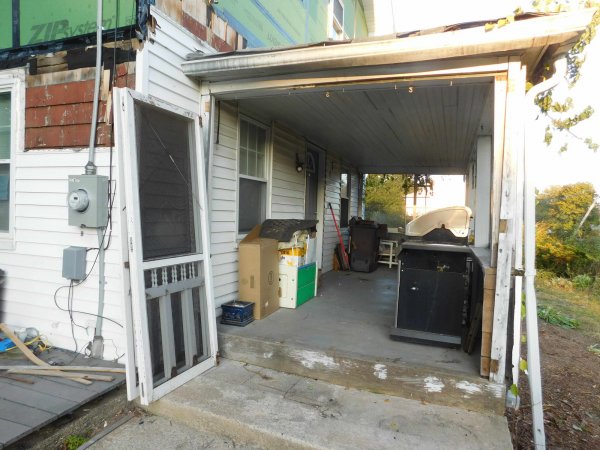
[114, 88, 217, 405]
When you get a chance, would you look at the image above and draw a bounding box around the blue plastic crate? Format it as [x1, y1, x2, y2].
[221, 300, 254, 326]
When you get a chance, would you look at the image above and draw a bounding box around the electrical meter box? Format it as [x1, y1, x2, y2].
[67, 175, 108, 228]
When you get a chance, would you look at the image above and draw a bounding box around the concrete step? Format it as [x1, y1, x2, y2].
[219, 332, 506, 415]
[146, 359, 512, 450]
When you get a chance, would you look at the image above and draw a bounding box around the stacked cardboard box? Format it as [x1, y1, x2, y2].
[238, 225, 280, 320]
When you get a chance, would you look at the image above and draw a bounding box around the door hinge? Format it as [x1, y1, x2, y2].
[512, 268, 525, 277]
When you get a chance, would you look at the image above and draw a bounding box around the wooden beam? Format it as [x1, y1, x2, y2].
[489, 57, 526, 384]
[0, 323, 91, 385]
[0, 365, 125, 373]
[7, 369, 113, 382]
[490, 70, 508, 267]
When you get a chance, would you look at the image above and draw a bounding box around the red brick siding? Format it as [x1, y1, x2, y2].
[25, 63, 135, 150]
[182, 11, 234, 53]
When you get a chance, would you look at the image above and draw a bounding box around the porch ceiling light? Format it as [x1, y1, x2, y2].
[296, 153, 304, 173]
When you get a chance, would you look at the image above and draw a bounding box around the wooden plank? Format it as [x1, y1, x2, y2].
[0, 365, 125, 373]
[490, 71, 508, 266]
[7, 369, 114, 382]
[0, 399, 55, 427]
[0, 323, 90, 385]
[489, 58, 525, 384]
[481, 277, 496, 377]
[0, 373, 35, 384]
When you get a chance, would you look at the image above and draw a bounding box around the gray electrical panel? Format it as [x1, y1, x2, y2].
[67, 174, 108, 228]
[62, 246, 87, 280]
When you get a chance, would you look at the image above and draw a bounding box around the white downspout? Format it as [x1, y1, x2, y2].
[85, 0, 103, 176]
[523, 57, 567, 449]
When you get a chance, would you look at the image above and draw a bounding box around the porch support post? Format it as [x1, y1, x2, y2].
[474, 135, 492, 248]
[489, 57, 525, 384]
[490, 63, 508, 266]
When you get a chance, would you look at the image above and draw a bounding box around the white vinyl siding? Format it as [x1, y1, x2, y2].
[210, 102, 239, 307]
[322, 154, 341, 272]
[271, 124, 305, 219]
[0, 150, 126, 359]
[139, 8, 239, 308]
[138, 9, 210, 113]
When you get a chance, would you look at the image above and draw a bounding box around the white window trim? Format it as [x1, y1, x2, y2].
[236, 115, 272, 240]
[0, 68, 25, 251]
[330, 0, 345, 40]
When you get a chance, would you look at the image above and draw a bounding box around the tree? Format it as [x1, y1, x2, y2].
[364, 174, 408, 227]
[401, 174, 434, 220]
[530, 1, 600, 152]
[536, 182, 600, 276]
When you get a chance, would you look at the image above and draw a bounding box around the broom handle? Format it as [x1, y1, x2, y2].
[328, 203, 349, 269]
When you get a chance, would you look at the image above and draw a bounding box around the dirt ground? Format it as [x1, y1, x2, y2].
[507, 320, 600, 449]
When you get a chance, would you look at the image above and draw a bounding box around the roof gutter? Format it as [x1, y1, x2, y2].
[182, 9, 593, 80]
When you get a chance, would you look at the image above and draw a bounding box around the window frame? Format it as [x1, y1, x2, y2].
[236, 115, 271, 237]
[340, 171, 350, 228]
[0, 69, 25, 250]
[330, 0, 345, 40]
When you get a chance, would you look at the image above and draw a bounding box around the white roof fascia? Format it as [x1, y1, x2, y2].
[182, 9, 594, 80]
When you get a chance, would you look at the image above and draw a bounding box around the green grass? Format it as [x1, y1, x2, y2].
[63, 435, 88, 450]
[536, 278, 600, 340]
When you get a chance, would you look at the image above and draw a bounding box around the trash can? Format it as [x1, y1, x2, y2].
[349, 222, 379, 272]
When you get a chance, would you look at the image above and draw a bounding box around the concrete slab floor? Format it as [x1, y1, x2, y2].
[88, 413, 261, 450]
[219, 267, 480, 376]
[140, 359, 512, 450]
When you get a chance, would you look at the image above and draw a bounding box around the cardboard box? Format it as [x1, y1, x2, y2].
[238, 225, 280, 319]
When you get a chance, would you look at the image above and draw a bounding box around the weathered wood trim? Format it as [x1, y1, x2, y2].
[511, 64, 528, 387]
[490, 69, 508, 266]
[489, 57, 525, 384]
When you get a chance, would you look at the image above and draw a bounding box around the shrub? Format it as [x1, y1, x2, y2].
[573, 274, 593, 289]
[537, 305, 580, 329]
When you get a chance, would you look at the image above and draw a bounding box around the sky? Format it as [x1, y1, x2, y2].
[373, 0, 600, 195]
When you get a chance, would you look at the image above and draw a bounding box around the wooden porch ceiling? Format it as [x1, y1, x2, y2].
[237, 77, 493, 174]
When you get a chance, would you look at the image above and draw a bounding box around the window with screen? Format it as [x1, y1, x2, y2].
[134, 102, 200, 260]
[238, 118, 268, 233]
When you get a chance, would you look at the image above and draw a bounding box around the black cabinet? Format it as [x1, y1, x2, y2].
[391, 242, 470, 347]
